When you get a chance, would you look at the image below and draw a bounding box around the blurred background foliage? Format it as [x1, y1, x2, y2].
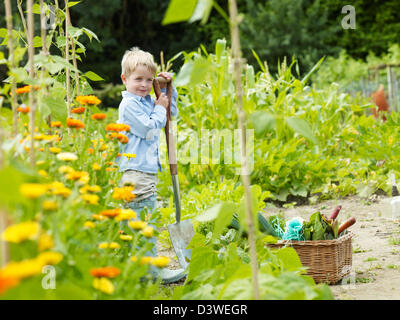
[1, 0, 400, 107]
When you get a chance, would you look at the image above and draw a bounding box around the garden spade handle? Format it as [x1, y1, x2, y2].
[153, 78, 181, 222]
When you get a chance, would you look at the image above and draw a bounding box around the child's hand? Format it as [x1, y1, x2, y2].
[158, 72, 173, 89]
[155, 92, 169, 109]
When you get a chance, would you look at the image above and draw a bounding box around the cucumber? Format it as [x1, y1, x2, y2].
[229, 213, 278, 237]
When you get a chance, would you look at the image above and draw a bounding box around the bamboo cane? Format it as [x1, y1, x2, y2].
[65, 0, 71, 118]
[17, 0, 28, 36]
[4, 0, 18, 138]
[228, 0, 260, 300]
[27, 0, 36, 168]
[65, 3, 80, 96]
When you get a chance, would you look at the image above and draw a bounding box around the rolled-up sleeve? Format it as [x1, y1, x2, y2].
[122, 99, 167, 139]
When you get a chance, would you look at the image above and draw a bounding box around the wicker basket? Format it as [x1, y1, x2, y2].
[266, 232, 353, 284]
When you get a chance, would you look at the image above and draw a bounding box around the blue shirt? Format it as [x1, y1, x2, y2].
[116, 86, 178, 174]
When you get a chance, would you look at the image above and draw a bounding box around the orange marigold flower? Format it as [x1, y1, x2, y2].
[17, 105, 30, 113]
[66, 118, 85, 129]
[71, 107, 86, 114]
[91, 113, 107, 120]
[76, 95, 101, 105]
[50, 121, 62, 128]
[0, 275, 20, 295]
[16, 86, 31, 94]
[99, 208, 121, 218]
[105, 123, 130, 132]
[90, 267, 121, 278]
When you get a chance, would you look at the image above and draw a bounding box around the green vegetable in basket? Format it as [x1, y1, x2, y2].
[303, 212, 334, 241]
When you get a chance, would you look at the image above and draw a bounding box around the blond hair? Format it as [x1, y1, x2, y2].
[121, 47, 157, 77]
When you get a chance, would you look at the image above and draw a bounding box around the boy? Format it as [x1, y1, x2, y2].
[117, 47, 185, 283]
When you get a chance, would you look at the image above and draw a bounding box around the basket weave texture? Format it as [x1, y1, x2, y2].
[267, 232, 353, 284]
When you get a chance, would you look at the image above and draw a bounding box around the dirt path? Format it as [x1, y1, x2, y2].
[157, 195, 400, 299]
[265, 195, 400, 300]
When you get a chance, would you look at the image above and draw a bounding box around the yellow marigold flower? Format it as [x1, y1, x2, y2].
[114, 209, 136, 221]
[66, 171, 89, 185]
[81, 194, 99, 205]
[130, 256, 138, 263]
[123, 153, 136, 158]
[112, 186, 135, 202]
[141, 226, 154, 238]
[57, 152, 78, 161]
[36, 160, 45, 166]
[119, 234, 133, 241]
[49, 147, 61, 154]
[389, 137, 393, 147]
[150, 256, 170, 268]
[80, 185, 101, 194]
[58, 166, 74, 174]
[92, 214, 108, 221]
[98, 242, 109, 249]
[106, 167, 117, 172]
[92, 277, 114, 295]
[42, 200, 58, 211]
[99, 143, 108, 151]
[19, 183, 48, 199]
[34, 133, 45, 141]
[1, 221, 40, 243]
[36, 251, 63, 266]
[38, 170, 49, 178]
[109, 242, 120, 249]
[52, 186, 72, 198]
[92, 163, 101, 171]
[84, 221, 96, 229]
[0, 259, 42, 280]
[140, 256, 153, 265]
[98, 242, 120, 249]
[128, 220, 147, 230]
[38, 234, 54, 252]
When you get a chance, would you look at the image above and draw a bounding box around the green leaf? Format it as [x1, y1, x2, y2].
[274, 247, 304, 272]
[0, 166, 26, 207]
[174, 61, 193, 87]
[82, 28, 99, 42]
[250, 111, 275, 136]
[189, 0, 213, 24]
[162, 0, 198, 25]
[68, 1, 81, 8]
[301, 56, 325, 85]
[286, 117, 317, 144]
[187, 246, 219, 282]
[84, 71, 104, 82]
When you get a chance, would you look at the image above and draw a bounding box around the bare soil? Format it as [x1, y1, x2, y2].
[265, 195, 400, 300]
[158, 195, 400, 299]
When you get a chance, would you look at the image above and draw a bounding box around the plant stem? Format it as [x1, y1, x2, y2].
[4, 0, 18, 138]
[228, 0, 260, 300]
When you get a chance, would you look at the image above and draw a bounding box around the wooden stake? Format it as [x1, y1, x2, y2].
[228, 0, 260, 300]
[65, 3, 80, 96]
[17, 0, 28, 36]
[4, 0, 18, 137]
[65, 0, 71, 117]
[27, 0, 36, 168]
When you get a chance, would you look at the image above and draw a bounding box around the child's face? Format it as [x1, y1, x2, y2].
[121, 65, 154, 97]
